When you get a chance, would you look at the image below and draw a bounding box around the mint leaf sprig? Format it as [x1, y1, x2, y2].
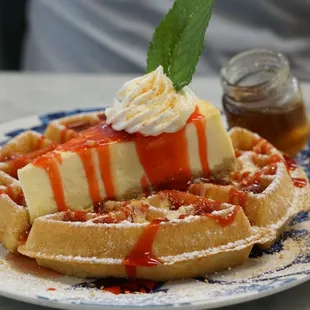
[147, 0, 214, 91]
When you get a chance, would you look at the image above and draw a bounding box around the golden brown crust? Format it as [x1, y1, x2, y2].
[34, 247, 252, 280]
[0, 171, 30, 252]
[18, 204, 259, 280]
[189, 127, 310, 248]
[0, 130, 54, 177]
[44, 112, 104, 143]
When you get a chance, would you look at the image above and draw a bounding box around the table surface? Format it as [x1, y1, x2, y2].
[0, 73, 310, 310]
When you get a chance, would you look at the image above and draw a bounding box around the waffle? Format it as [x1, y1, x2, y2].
[44, 111, 105, 143]
[0, 131, 55, 178]
[0, 171, 29, 252]
[1, 122, 308, 279]
[18, 191, 262, 280]
[189, 127, 310, 248]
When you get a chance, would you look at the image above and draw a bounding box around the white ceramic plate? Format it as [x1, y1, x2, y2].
[0, 108, 310, 310]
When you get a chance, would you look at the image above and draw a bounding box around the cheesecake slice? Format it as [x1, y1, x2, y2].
[18, 100, 236, 222]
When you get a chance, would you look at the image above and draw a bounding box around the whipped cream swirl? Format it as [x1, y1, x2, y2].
[105, 66, 196, 136]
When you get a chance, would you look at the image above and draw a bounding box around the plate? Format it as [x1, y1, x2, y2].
[0, 108, 310, 310]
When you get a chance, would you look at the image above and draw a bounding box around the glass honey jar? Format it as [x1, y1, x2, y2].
[221, 49, 309, 157]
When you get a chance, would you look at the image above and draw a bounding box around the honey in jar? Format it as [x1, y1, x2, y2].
[221, 49, 309, 157]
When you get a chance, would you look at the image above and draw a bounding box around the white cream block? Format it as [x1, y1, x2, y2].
[206, 112, 235, 171]
[58, 151, 93, 211]
[93, 149, 107, 199]
[18, 164, 58, 222]
[109, 142, 144, 198]
[185, 123, 202, 175]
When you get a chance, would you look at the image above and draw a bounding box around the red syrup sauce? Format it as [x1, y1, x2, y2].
[92, 205, 133, 224]
[74, 277, 164, 295]
[0, 185, 24, 206]
[140, 175, 151, 197]
[33, 152, 67, 212]
[159, 190, 221, 211]
[228, 188, 248, 207]
[2, 143, 57, 178]
[282, 155, 307, 187]
[206, 206, 240, 227]
[252, 138, 273, 155]
[101, 279, 160, 294]
[19, 230, 30, 245]
[266, 152, 307, 188]
[291, 178, 308, 188]
[60, 118, 102, 143]
[159, 190, 238, 227]
[63, 211, 88, 222]
[235, 149, 243, 158]
[252, 138, 307, 188]
[283, 154, 298, 171]
[124, 219, 166, 278]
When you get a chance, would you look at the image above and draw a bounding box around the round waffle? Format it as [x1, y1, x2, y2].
[0, 131, 54, 178]
[18, 191, 261, 280]
[44, 111, 105, 143]
[0, 171, 29, 252]
[190, 127, 310, 248]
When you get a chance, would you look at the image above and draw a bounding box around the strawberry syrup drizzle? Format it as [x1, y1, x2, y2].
[73, 277, 163, 295]
[0, 185, 24, 205]
[60, 119, 102, 143]
[206, 206, 240, 226]
[159, 190, 238, 227]
[97, 147, 115, 199]
[140, 175, 150, 197]
[291, 178, 308, 188]
[79, 149, 102, 204]
[283, 154, 298, 171]
[124, 219, 165, 278]
[33, 153, 67, 211]
[245, 138, 307, 190]
[252, 138, 273, 155]
[47, 288, 57, 291]
[228, 188, 248, 207]
[189, 109, 210, 178]
[2, 143, 56, 178]
[63, 210, 88, 222]
[196, 139, 307, 213]
[159, 190, 221, 211]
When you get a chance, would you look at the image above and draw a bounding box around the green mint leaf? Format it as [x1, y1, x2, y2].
[146, 0, 214, 91]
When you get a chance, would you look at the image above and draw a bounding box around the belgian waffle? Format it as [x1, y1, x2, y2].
[0, 171, 29, 252]
[190, 127, 310, 248]
[44, 111, 105, 143]
[0, 114, 103, 253]
[0, 131, 55, 178]
[18, 191, 262, 280]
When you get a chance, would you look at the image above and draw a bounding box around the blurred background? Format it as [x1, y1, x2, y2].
[1, 0, 310, 79]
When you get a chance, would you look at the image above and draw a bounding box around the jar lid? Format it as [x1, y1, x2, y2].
[221, 49, 291, 106]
